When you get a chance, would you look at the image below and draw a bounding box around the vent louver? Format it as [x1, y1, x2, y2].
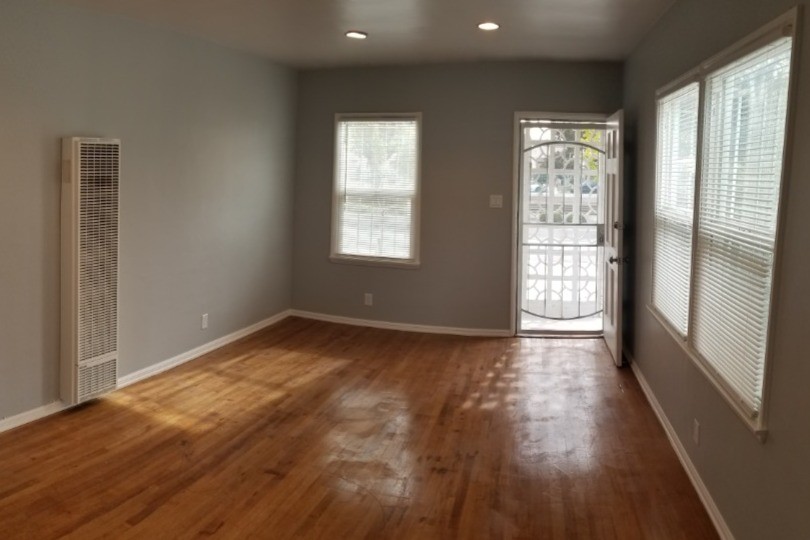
[62, 138, 120, 405]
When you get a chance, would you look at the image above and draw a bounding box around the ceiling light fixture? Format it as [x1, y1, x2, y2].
[345, 31, 368, 40]
[478, 22, 500, 31]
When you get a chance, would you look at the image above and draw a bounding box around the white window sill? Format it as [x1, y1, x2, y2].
[329, 254, 420, 270]
[646, 304, 769, 443]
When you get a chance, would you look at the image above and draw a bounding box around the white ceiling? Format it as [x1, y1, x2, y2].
[56, 0, 674, 67]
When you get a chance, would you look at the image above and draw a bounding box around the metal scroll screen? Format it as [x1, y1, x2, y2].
[520, 122, 606, 331]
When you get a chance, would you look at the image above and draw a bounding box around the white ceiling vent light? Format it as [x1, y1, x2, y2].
[61, 137, 121, 405]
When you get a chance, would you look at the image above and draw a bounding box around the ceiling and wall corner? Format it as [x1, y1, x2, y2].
[53, 0, 675, 67]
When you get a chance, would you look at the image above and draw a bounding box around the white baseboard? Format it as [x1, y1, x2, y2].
[629, 358, 734, 540]
[289, 309, 512, 337]
[2, 309, 506, 435]
[0, 310, 293, 435]
[118, 309, 293, 388]
[0, 401, 67, 435]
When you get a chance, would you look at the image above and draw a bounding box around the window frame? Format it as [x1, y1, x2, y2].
[330, 113, 423, 269]
[648, 8, 800, 440]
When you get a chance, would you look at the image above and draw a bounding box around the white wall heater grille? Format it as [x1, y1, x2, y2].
[61, 137, 120, 405]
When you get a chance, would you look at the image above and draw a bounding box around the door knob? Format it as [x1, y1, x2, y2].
[609, 256, 629, 264]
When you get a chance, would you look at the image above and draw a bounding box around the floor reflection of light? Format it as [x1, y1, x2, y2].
[112, 353, 349, 434]
[511, 340, 602, 476]
[480, 401, 499, 411]
[322, 389, 415, 507]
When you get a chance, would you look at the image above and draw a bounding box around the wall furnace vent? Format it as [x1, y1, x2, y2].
[61, 137, 120, 405]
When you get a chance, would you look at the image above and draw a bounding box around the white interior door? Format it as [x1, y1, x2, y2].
[602, 110, 624, 366]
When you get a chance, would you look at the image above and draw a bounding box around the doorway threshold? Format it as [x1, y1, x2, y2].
[518, 330, 603, 338]
[519, 311, 603, 336]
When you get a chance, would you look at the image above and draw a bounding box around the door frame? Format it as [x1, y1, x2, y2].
[510, 111, 611, 336]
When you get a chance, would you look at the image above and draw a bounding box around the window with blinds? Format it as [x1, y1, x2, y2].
[651, 16, 795, 431]
[653, 83, 700, 336]
[332, 115, 421, 266]
[692, 37, 792, 416]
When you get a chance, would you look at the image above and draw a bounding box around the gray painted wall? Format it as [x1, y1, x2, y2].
[0, 0, 296, 420]
[292, 62, 623, 329]
[624, 1, 810, 538]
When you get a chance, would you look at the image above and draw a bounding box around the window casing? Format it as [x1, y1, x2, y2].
[331, 114, 421, 267]
[650, 12, 796, 437]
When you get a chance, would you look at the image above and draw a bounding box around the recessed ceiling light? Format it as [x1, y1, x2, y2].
[478, 22, 500, 31]
[345, 31, 368, 40]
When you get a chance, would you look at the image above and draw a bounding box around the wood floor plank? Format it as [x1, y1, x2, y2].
[0, 317, 718, 539]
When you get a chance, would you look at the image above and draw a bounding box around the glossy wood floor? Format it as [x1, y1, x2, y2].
[0, 318, 717, 539]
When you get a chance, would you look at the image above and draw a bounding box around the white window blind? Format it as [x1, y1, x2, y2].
[651, 13, 796, 432]
[653, 83, 700, 335]
[691, 37, 792, 416]
[333, 116, 420, 265]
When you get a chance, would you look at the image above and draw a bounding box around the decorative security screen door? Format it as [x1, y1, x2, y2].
[602, 110, 624, 367]
[517, 117, 607, 335]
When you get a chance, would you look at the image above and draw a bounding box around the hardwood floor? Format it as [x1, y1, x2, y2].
[0, 317, 717, 539]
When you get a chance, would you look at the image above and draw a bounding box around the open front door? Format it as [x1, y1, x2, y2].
[603, 110, 624, 366]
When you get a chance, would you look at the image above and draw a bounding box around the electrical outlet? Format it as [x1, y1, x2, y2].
[489, 194, 503, 208]
[201, 313, 209, 329]
[364, 293, 373, 306]
[692, 419, 700, 446]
